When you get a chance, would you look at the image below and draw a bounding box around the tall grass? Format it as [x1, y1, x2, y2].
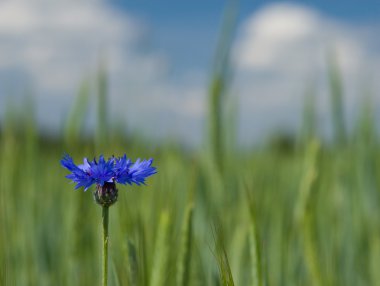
[328, 54, 346, 146]
[208, 0, 237, 173]
[1, 72, 380, 285]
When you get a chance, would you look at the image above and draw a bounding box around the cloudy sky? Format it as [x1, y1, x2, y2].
[0, 0, 379, 146]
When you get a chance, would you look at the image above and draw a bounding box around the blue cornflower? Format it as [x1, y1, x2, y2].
[61, 154, 156, 190]
[61, 154, 157, 206]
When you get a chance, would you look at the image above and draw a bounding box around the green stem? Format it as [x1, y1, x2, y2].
[102, 206, 109, 286]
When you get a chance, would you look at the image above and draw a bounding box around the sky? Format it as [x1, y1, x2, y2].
[0, 0, 379, 146]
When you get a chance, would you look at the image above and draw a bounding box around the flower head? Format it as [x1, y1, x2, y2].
[61, 154, 157, 191]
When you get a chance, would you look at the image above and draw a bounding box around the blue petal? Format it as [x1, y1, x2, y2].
[127, 158, 157, 185]
[61, 154, 95, 191]
[78, 158, 91, 172]
[60, 154, 78, 172]
[113, 154, 133, 184]
[87, 155, 114, 186]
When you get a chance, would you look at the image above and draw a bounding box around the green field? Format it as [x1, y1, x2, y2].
[1, 69, 379, 286]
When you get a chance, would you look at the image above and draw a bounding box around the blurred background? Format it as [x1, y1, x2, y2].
[1, 0, 379, 146]
[1, 0, 380, 285]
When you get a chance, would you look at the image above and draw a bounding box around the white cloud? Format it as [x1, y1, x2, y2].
[235, 4, 319, 71]
[233, 3, 380, 143]
[0, 0, 206, 145]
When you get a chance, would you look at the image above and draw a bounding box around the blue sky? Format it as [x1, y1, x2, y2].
[0, 1, 379, 146]
[111, 0, 380, 72]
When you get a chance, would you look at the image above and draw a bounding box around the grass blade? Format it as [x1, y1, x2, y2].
[150, 211, 170, 286]
[176, 202, 194, 286]
[328, 53, 346, 146]
[213, 224, 235, 286]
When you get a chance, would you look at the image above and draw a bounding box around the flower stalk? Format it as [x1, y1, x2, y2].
[102, 206, 109, 286]
[96, 182, 118, 286]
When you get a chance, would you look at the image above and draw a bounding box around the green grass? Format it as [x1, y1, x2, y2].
[1, 93, 380, 286]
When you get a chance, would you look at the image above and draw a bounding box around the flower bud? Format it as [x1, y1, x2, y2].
[94, 182, 118, 207]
